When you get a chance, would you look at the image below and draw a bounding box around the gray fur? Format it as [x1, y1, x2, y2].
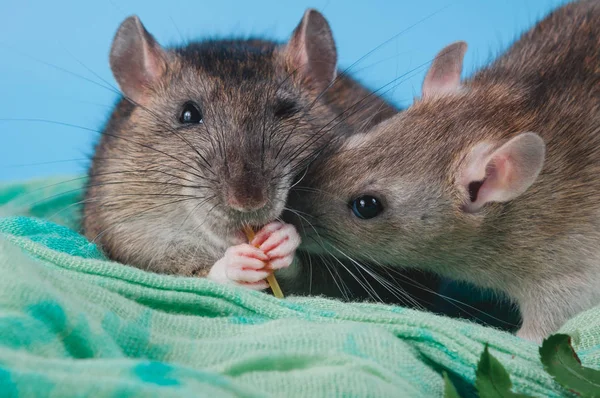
[83, 11, 397, 277]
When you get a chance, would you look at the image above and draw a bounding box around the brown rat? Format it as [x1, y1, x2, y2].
[285, 0, 600, 341]
[82, 9, 397, 290]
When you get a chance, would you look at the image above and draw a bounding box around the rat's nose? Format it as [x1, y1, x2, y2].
[226, 180, 268, 212]
[225, 161, 270, 212]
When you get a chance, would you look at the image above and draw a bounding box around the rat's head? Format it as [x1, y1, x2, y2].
[103, 10, 344, 241]
[288, 41, 546, 269]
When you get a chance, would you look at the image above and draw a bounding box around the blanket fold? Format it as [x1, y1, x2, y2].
[0, 178, 597, 397]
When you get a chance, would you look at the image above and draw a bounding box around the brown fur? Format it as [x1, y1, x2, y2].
[288, 0, 600, 340]
[83, 13, 397, 277]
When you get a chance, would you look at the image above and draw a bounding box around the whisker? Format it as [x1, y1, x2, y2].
[45, 192, 207, 224]
[315, 249, 351, 301]
[367, 255, 520, 327]
[271, 13, 457, 175]
[11, 167, 211, 208]
[281, 42, 464, 171]
[91, 197, 201, 243]
[2, 41, 215, 177]
[338, 4, 451, 77]
[328, 246, 385, 303]
[0, 118, 212, 182]
[168, 16, 186, 42]
[290, 208, 379, 302]
[175, 195, 217, 235]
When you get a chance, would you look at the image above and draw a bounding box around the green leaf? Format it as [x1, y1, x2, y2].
[475, 345, 532, 397]
[443, 371, 462, 398]
[540, 333, 600, 397]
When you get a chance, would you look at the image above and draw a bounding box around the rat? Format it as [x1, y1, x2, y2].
[82, 9, 397, 291]
[284, 0, 600, 342]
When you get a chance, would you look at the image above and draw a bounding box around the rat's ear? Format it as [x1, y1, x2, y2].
[422, 41, 467, 98]
[284, 9, 337, 91]
[110, 16, 168, 104]
[460, 132, 545, 213]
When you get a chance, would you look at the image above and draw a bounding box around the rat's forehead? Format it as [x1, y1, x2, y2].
[336, 125, 454, 181]
[174, 39, 279, 82]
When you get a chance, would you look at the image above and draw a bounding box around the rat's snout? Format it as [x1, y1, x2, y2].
[225, 166, 269, 212]
[226, 182, 268, 212]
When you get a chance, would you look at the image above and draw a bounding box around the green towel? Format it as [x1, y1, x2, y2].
[0, 177, 597, 397]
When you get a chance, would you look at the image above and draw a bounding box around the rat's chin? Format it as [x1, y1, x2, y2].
[226, 223, 267, 245]
[229, 230, 248, 245]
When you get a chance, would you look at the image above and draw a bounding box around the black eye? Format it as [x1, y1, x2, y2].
[179, 102, 203, 124]
[350, 195, 384, 220]
[349, 195, 383, 220]
[274, 99, 298, 119]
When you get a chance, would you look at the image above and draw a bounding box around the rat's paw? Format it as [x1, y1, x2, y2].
[268, 253, 296, 271]
[252, 222, 301, 269]
[207, 244, 270, 290]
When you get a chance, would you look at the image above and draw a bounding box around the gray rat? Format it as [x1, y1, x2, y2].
[285, 0, 600, 342]
[83, 9, 397, 290]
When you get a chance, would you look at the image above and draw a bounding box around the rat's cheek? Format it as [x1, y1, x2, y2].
[231, 230, 248, 245]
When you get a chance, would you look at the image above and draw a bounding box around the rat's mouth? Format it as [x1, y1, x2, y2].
[223, 204, 284, 243]
[230, 222, 267, 245]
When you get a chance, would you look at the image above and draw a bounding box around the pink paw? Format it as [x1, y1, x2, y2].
[206, 222, 301, 291]
[207, 244, 270, 290]
[251, 221, 301, 271]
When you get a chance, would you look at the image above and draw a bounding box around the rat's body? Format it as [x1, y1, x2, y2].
[83, 10, 397, 288]
[287, 0, 600, 341]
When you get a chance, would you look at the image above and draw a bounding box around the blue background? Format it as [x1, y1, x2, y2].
[0, 0, 568, 182]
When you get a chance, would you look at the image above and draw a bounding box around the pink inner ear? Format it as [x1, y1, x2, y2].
[422, 41, 467, 98]
[110, 16, 168, 104]
[283, 9, 336, 89]
[143, 43, 167, 84]
[426, 71, 461, 96]
[473, 156, 510, 207]
[462, 132, 545, 213]
[460, 144, 512, 213]
[286, 25, 309, 71]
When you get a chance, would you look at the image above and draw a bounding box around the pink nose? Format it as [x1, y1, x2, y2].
[227, 194, 267, 212]
[226, 179, 268, 212]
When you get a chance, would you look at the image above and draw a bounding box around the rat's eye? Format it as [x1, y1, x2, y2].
[180, 102, 203, 124]
[274, 99, 298, 119]
[350, 195, 383, 220]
